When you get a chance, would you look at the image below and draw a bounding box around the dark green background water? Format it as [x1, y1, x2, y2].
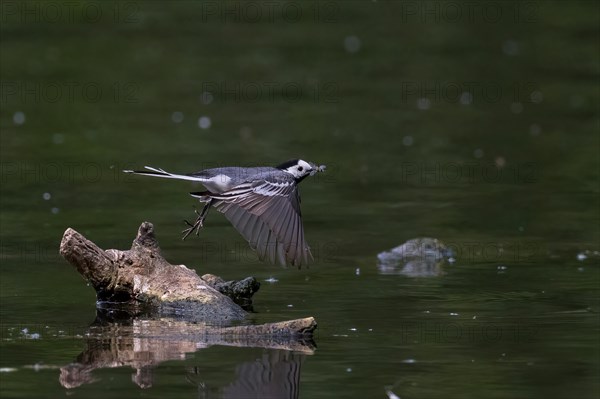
[1, 1, 598, 398]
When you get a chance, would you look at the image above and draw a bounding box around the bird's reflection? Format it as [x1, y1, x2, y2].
[59, 309, 313, 397]
[186, 350, 304, 399]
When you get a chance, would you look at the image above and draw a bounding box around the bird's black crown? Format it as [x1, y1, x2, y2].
[276, 159, 300, 170]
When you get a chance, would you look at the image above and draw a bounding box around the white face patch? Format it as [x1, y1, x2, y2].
[284, 159, 313, 179]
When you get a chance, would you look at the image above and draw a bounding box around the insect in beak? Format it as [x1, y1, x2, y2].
[309, 163, 326, 176]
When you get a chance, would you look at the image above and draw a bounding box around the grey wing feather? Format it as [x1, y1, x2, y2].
[210, 178, 312, 267]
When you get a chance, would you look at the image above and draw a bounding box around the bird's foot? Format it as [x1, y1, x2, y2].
[182, 218, 203, 240]
[182, 209, 204, 240]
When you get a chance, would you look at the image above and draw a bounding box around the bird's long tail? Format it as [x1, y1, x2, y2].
[123, 166, 204, 182]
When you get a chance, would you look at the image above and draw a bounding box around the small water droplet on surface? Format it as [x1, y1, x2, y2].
[84, 130, 97, 140]
[171, 111, 184, 123]
[343, 35, 361, 53]
[510, 102, 523, 114]
[460, 91, 473, 105]
[417, 98, 431, 110]
[502, 40, 519, 56]
[52, 133, 64, 144]
[42, 192, 51, 200]
[0, 368, 17, 373]
[200, 91, 214, 104]
[198, 116, 211, 129]
[240, 126, 253, 140]
[13, 111, 25, 125]
[530, 90, 543, 104]
[529, 123, 542, 136]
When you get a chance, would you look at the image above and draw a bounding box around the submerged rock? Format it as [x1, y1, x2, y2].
[377, 238, 453, 277]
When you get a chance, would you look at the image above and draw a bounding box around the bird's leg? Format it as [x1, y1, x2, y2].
[182, 199, 213, 240]
[182, 206, 207, 240]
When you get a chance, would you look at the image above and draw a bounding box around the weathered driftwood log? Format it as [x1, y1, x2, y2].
[60, 222, 247, 321]
[59, 222, 317, 335]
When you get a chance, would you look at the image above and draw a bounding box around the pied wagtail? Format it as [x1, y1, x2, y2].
[124, 159, 325, 267]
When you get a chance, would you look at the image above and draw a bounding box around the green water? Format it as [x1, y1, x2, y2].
[1, 1, 599, 398]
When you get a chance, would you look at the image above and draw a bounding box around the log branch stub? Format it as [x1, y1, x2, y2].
[202, 274, 261, 309]
[131, 221, 161, 252]
[60, 227, 117, 291]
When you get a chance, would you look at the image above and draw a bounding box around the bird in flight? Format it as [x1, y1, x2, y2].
[124, 159, 325, 267]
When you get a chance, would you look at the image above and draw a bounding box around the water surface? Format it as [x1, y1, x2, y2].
[1, 2, 599, 398]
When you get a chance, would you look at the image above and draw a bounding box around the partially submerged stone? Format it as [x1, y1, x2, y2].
[377, 237, 454, 277]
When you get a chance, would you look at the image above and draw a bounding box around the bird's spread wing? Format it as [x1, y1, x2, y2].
[204, 177, 312, 267]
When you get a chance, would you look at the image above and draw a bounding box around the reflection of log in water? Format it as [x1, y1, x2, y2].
[186, 350, 304, 399]
[59, 314, 316, 390]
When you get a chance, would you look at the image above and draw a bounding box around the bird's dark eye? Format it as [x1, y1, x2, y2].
[298, 166, 303, 171]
